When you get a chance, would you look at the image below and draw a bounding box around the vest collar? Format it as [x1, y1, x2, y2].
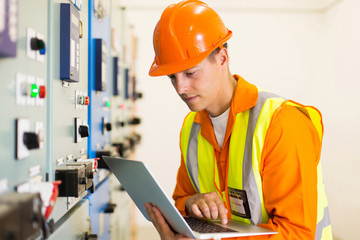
[193, 75, 259, 150]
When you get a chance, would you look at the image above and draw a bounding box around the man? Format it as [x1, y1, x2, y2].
[145, 0, 332, 239]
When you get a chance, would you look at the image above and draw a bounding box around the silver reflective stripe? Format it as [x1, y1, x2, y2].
[315, 207, 331, 240]
[187, 122, 201, 193]
[243, 91, 280, 225]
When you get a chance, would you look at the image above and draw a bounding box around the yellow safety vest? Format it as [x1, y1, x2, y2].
[180, 91, 332, 240]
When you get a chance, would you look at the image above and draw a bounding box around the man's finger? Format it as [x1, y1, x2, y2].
[196, 200, 211, 219]
[190, 203, 203, 218]
[217, 202, 228, 224]
[206, 200, 219, 220]
[151, 204, 178, 238]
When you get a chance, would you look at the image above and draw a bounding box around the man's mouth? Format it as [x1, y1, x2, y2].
[184, 96, 197, 102]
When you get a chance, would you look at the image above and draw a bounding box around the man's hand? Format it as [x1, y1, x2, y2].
[185, 192, 228, 224]
[144, 202, 191, 240]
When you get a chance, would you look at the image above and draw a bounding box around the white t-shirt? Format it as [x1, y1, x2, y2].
[209, 108, 230, 149]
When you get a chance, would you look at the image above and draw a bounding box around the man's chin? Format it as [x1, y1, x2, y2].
[186, 104, 203, 113]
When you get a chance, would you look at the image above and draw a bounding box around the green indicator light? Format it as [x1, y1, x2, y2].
[106, 101, 111, 107]
[31, 84, 39, 97]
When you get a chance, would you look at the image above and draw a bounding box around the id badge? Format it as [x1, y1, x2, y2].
[228, 187, 251, 219]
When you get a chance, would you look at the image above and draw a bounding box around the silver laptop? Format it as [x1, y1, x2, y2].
[102, 156, 277, 239]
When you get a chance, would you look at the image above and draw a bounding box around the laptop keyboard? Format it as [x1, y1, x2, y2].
[184, 216, 237, 233]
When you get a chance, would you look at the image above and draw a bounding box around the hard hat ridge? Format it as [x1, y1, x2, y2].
[149, 0, 232, 76]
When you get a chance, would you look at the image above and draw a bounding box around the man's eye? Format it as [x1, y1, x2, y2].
[186, 71, 195, 76]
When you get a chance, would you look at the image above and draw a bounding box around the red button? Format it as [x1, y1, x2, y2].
[85, 96, 90, 105]
[39, 85, 46, 99]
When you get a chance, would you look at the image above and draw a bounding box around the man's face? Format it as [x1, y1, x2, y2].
[167, 55, 223, 114]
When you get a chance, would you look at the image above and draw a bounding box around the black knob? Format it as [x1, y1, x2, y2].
[86, 233, 99, 240]
[4, 231, 15, 240]
[133, 92, 143, 100]
[79, 125, 89, 138]
[117, 121, 125, 127]
[128, 117, 141, 125]
[30, 38, 46, 54]
[23, 132, 39, 150]
[79, 177, 87, 184]
[88, 172, 94, 179]
[104, 203, 117, 213]
[105, 123, 112, 131]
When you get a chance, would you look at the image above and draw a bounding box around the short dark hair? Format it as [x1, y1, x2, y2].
[207, 42, 228, 62]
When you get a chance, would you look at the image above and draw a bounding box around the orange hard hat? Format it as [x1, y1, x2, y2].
[149, 0, 232, 76]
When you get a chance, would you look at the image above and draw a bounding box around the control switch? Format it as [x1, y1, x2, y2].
[0, 204, 20, 240]
[0, 192, 44, 240]
[23, 132, 40, 150]
[96, 150, 111, 169]
[102, 117, 112, 135]
[55, 165, 86, 197]
[79, 125, 89, 138]
[75, 118, 89, 143]
[16, 118, 41, 159]
[128, 117, 141, 125]
[30, 37, 46, 55]
[113, 141, 131, 158]
[55, 161, 95, 197]
[66, 161, 94, 193]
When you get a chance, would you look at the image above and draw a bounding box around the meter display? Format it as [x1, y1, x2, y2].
[60, 3, 80, 82]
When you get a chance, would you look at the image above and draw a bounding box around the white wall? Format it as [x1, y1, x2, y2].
[322, 0, 360, 239]
[125, 1, 359, 239]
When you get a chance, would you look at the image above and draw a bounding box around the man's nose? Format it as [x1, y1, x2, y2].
[175, 75, 189, 95]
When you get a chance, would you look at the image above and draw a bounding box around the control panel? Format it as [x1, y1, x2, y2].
[0, 0, 140, 239]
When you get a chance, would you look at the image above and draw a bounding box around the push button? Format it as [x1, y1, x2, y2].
[84, 96, 90, 106]
[30, 84, 39, 98]
[39, 85, 46, 99]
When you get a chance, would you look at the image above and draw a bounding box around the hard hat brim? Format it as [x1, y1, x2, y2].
[149, 30, 232, 77]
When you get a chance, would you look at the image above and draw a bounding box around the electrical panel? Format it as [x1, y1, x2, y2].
[0, 0, 140, 239]
[0, 0, 48, 194]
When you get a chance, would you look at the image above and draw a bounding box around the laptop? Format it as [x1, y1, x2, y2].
[102, 156, 277, 239]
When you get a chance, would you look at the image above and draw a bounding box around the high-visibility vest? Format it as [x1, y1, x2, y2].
[180, 91, 332, 240]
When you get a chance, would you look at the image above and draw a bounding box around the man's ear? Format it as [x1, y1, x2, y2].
[218, 47, 229, 67]
[218, 47, 229, 66]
